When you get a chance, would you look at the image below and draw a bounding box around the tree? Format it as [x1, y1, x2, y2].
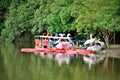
[75, 0, 120, 48]
[32, 0, 76, 34]
[1, 0, 39, 42]
[94, 0, 120, 48]
[0, 0, 11, 36]
[1, 0, 120, 47]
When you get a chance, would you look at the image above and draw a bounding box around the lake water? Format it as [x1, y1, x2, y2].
[0, 42, 120, 80]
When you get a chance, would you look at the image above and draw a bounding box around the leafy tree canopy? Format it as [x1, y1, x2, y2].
[0, 0, 120, 47]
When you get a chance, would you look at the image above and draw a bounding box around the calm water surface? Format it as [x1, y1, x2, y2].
[0, 42, 120, 80]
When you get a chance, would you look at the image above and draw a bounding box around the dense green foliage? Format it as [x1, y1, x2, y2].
[0, 0, 120, 48]
[0, 0, 11, 36]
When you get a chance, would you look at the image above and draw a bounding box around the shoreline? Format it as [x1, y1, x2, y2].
[1, 38, 120, 55]
[101, 44, 120, 58]
[103, 44, 120, 54]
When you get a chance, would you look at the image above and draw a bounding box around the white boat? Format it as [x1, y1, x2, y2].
[84, 34, 104, 51]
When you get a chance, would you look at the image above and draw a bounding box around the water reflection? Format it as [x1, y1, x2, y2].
[83, 53, 105, 70]
[34, 52, 73, 66]
[1, 42, 120, 80]
[33, 50, 119, 70]
[34, 52, 54, 59]
[54, 53, 71, 66]
[34, 51, 106, 68]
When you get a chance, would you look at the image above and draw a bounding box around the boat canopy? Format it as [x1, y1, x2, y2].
[35, 35, 75, 48]
[35, 35, 71, 39]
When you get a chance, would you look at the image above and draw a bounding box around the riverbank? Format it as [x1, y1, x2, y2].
[75, 44, 120, 58]
[0, 37, 119, 55]
[103, 44, 120, 54]
[101, 44, 120, 58]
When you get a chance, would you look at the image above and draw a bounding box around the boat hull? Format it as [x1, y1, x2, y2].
[21, 48, 93, 55]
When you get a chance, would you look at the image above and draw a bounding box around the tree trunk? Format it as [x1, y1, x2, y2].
[103, 34, 110, 49]
[102, 29, 113, 49]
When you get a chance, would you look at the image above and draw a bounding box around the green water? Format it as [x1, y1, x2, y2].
[0, 42, 120, 80]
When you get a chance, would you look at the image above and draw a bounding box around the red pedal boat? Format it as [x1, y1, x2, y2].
[21, 48, 93, 55]
[21, 35, 93, 55]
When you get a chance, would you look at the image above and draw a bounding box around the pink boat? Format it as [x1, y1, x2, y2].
[21, 34, 93, 56]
